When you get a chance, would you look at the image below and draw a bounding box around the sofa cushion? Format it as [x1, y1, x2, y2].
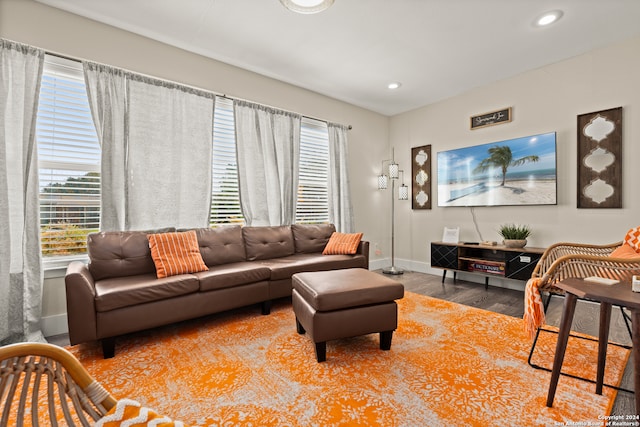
[257, 253, 367, 281]
[194, 262, 271, 292]
[88, 228, 175, 281]
[148, 230, 209, 278]
[292, 224, 336, 253]
[243, 226, 295, 261]
[196, 226, 246, 266]
[322, 232, 364, 255]
[94, 273, 199, 312]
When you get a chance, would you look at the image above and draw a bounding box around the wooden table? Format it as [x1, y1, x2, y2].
[546, 277, 640, 414]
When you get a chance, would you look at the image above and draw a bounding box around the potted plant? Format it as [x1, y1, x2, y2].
[498, 224, 531, 248]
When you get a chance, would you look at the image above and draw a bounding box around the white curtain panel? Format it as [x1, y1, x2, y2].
[327, 123, 354, 233]
[234, 100, 300, 226]
[84, 63, 215, 231]
[83, 62, 127, 231]
[0, 39, 46, 344]
[126, 78, 214, 230]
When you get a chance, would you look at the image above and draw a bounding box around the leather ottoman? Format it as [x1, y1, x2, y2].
[292, 268, 404, 362]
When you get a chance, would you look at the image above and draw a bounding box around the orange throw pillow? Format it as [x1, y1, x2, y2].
[623, 227, 640, 252]
[148, 230, 208, 278]
[322, 232, 363, 255]
[610, 243, 640, 259]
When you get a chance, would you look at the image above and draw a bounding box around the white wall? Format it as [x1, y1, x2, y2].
[0, 0, 392, 335]
[4, 0, 639, 336]
[389, 35, 640, 278]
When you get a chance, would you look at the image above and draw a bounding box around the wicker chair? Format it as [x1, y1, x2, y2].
[527, 239, 640, 382]
[531, 240, 640, 290]
[0, 342, 117, 426]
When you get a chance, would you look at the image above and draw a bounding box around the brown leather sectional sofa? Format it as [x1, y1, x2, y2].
[65, 224, 369, 358]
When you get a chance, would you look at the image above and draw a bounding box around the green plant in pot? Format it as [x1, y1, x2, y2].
[498, 224, 531, 248]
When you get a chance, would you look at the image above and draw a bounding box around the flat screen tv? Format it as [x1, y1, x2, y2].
[437, 132, 557, 207]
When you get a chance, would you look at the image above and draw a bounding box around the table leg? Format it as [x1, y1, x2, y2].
[547, 293, 578, 407]
[596, 302, 612, 395]
[631, 309, 640, 416]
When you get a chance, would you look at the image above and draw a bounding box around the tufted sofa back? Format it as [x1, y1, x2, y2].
[87, 224, 339, 280]
[242, 226, 295, 261]
[87, 228, 175, 281]
[195, 226, 246, 266]
[291, 223, 336, 253]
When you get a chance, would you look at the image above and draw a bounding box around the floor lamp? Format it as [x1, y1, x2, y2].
[378, 149, 409, 275]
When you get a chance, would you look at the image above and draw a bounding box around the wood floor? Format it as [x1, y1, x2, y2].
[47, 270, 636, 416]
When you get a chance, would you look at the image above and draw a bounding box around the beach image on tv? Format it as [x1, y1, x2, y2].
[437, 132, 557, 207]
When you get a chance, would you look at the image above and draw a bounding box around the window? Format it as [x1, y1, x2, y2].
[34, 56, 328, 253]
[210, 103, 330, 226]
[37, 55, 100, 258]
[296, 118, 329, 224]
[210, 97, 243, 226]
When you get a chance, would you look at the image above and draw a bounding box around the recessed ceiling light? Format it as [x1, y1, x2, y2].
[280, 0, 334, 14]
[387, 82, 402, 90]
[534, 10, 563, 27]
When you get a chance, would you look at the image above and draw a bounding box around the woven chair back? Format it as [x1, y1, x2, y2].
[0, 343, 116, 426]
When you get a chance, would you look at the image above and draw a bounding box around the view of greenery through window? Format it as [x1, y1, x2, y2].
[37, 56, 101, 258]
[40, 172, 100, 256]
[37, 57, 331, 259]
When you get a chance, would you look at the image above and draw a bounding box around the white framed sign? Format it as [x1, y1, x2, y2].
[442, 227, 460, 243]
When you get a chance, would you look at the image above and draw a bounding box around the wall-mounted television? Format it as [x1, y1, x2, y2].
[437, 132, 557, 207]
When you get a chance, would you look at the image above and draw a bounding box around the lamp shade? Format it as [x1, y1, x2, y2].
[378, 174, 388, 189]
[399, 184, 409, 200]
[389, 162, 399, 179]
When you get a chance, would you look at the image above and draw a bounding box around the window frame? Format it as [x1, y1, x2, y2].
[35, 56, 333, 264]
[37, 54, 101, 266]
[210, 96, 244, 227]
[296, 117, 330, 224]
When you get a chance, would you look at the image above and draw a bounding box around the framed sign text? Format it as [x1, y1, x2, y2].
[470, 107, 512, 130]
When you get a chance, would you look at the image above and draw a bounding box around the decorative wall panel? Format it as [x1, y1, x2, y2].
[577, 107, 622, 208]
[411, 145, 431, 210]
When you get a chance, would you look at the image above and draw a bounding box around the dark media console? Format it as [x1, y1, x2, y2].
[430, 242, 545, 288]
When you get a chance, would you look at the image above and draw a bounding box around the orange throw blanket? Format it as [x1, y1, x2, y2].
[523, 277, 545, 340]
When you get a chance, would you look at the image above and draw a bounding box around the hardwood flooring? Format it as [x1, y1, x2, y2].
[47, 270, 636, 416]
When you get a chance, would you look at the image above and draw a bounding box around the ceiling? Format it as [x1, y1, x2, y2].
[36, 0, 640, 116]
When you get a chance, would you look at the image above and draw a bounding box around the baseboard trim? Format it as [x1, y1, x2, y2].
[369, 258, 389, 271]
[372, 258, 525, 291]
[42, 313, 68, 338]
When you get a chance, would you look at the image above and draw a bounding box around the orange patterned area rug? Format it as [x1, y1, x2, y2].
[68, 292, 630, 426]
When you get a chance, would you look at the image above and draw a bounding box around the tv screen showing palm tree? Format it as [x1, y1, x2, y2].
[437, 132, 557, 207]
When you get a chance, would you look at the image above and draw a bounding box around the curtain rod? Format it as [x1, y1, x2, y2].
[218, 94, 352, 130]
[45, 49, 352, 130]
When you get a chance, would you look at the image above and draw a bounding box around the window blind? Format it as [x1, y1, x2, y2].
[296, 118, 329, 224]
[34, 55, 332, 249]
[210, 97, 244, 226]
[37, 55, 101, 257]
